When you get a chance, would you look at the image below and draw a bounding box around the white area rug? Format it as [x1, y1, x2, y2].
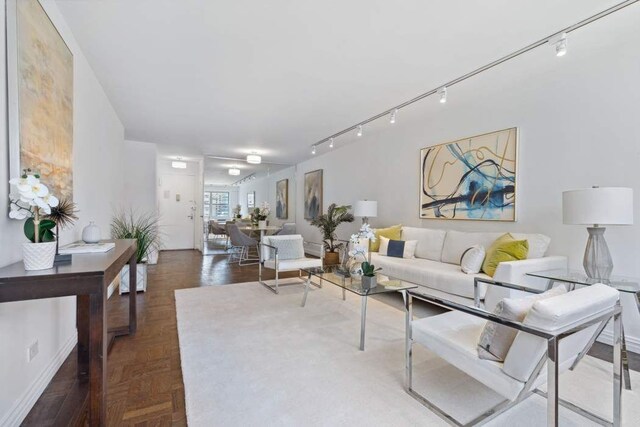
[175, 279, 640, 426]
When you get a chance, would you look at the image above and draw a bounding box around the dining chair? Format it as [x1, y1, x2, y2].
[226, 223, 259, 265]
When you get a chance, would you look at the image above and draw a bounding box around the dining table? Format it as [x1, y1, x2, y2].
[237, 225, 282, 240]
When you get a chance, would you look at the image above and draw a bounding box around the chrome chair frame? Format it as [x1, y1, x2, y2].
[406, 277, 622, 427]
[258, 240, 324, 294]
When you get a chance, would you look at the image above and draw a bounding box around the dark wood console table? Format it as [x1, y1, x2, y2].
[0, 239, 138, 426]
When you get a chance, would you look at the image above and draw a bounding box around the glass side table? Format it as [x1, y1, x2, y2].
[527, 268, 639, 390]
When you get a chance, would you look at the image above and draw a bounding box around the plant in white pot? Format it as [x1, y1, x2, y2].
[111, 210, 161, 294]
[252, 202, 270, 228]
[9, 170, 59, 270]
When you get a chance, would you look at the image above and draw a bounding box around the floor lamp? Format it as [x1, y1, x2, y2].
[563, 187, 633, 279]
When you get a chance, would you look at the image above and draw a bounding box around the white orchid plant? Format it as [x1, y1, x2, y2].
[9, 169, 59, 243]
[232, 204, 242, 218]
[348, 223, 376, 258]
[253, 202, 271, 221]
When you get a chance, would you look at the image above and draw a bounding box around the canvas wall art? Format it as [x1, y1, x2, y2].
[276, 179, 288, 219]
[419, 127, 517, 221]
[7, 0, 74, 201]
[304, 170, 322, 220]
[247, 191, 255, 209]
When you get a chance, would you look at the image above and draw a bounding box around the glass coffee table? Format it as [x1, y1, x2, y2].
[301, 265, 417, 351]
[527, 268, 640, 390]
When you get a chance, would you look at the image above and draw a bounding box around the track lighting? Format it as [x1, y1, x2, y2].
[356, 125, 363, 137]
[329, 138, 334, 148]
[312, 146, 316, 155]
[555, 33, 568, 57]
[390, 109, 397, 124]
[438, 87, 447, 104]
[246, 152, 262, 164]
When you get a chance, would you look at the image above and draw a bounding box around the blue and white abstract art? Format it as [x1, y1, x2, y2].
[420, 128, 517, 221]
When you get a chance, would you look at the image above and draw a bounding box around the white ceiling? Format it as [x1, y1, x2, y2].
[56, 0, 619, 179]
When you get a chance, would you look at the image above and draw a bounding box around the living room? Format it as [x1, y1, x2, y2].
[1, 1, 640, 426]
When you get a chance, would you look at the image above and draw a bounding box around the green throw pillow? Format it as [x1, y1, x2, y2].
[482, 233, 529, 277]
[370, 224, 402, 252]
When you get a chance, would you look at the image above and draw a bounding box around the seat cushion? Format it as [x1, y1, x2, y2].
[441, 231, 503, 265]
[370, 253, 491, 299]
[262, 235, 305, 261]
[401, 227, 446, 261]
[412, 311, 524, 400]
[264, 257, 322, 272]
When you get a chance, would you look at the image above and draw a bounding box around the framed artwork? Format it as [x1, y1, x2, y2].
[276, 179, 288, 219]
[304, 169, 323, 220]
[247, 191, 255, 209]
[7, 0, 74, 201]
[419, 127, 518, 221]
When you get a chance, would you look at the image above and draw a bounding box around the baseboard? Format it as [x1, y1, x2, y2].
[598, 329, 640, 354]
[0, 332, 78, 427]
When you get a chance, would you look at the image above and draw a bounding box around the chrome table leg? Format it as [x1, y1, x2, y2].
[301, 272, 311, 307]
[360, 296, 367, 351]
[621, 322, 632, 390]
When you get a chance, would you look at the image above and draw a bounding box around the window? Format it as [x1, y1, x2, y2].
[203, 191, 230, 221]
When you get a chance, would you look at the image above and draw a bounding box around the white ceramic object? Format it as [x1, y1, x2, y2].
[119, 263, 147, 293]
[82, 221, 101, 243]
[258, 220, 267, 229]
[22, 241, 56, 271]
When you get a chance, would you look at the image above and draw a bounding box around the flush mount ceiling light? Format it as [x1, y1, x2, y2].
[172, 158, 187, 169]
[246, 152, 262, 164]
[228, 167, 240, 176]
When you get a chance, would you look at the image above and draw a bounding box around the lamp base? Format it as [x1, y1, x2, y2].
[583, 226, 613, 280]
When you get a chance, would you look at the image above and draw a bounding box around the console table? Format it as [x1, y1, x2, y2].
[0, 239, 138, 426]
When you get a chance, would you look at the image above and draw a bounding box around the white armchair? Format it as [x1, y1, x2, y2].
[406, 279, 622, 426]
[258, 235, 324, 294]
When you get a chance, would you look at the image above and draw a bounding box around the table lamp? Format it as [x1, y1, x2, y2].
[354, 200, 377, 225]
[562, 186, 633, 279]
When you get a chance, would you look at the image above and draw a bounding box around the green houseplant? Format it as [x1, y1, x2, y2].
[309, 203, 354, 265]
[111, 209, 161, 293]
[361, 261, 381, 289]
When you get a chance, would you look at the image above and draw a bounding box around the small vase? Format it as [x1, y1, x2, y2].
[82, 221, 101, 243]
[362, 275, 377, 290]
[258, 220, 267, 229]
[23, 241, 57, 271]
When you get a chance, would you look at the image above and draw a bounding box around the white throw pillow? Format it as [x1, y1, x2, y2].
[378, 236, 417, 259]
[460, 245, 486, 274]
[477, 286, 567, 362]
[512, 233, 551, 259]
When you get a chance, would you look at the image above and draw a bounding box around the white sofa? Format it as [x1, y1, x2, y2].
[370, 227, 567, 308]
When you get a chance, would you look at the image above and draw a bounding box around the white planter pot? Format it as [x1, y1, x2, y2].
[119, 263, 147, 294]
[258, 220, 267, 228]
[22, 241, 57, 271]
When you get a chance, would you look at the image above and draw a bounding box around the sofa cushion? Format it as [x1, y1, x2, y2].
[370, 224, 402, 252]
[441, 230, 502, 265]
[512, 233, 551, 259]
[264, 257, 322, 271]
[371, 253, 491, 299]
[482, 234, 529, 277]
[401, 227, 446, 261]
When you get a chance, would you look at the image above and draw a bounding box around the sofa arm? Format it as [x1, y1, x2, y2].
[485, 256, 567, 311]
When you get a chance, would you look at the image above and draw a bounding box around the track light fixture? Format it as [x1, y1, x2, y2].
[356, 125, 363, 137]
[329, 138, 334, 148]
[438, 87, 447, 104]
[311, 146, 316, 155]
[555, 33, 568, 57]
[390, 109, 398, 124]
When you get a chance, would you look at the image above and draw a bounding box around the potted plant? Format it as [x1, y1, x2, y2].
[253, 202, 270, 228]
[45, 198, 79, 263]
[309, 203, 355, 265]
[232, 204, 242, 219]
[9, 170, 59, 270]
[111, 209, 161, 293]
[361, 261, 381, 290]
[346, 223, 376, 276]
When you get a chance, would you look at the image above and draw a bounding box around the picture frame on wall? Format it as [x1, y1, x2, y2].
[276, 179, 288, 219]
[419, 127, 518, 221]
[247, 191, 255, 209]
[7, 0, 74, 202]
[304, 169, 322, 220]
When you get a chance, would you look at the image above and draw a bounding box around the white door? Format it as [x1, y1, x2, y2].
[158, 174, 196, 250]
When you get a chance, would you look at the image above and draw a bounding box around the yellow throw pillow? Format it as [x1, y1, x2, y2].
[482, 233, 529, 277]
[370, 224, 402, 252]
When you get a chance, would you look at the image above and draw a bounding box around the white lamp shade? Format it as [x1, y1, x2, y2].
[563, 187, 633, 225]
[354, 200, 378, 218]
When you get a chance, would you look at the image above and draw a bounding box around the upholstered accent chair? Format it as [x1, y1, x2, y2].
[258, 235, 323, 294]
[226, 223, 259, 265]
[275, 222, 297, 235]
[406, 278, 622, 426]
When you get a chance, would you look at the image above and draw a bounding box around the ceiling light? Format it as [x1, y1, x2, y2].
[228, 167, 240, 176]
[390, 109, 397, 124]
[246, 152, 262, 164]
[329, 138, 334, 148]
[311, 146, 316, 155]
[172, 160, 187, 169]
[438, 87, 447, 104]
[555, 33, 568, 57]
[356, 125, 363, 137]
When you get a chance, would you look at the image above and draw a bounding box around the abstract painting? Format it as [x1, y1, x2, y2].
[304, 170, 322, 220]
[276, 179, 288, 219]
[420, 128, 517, 221]
[7, 0, 74, 201]
[247, 191, 255, 209]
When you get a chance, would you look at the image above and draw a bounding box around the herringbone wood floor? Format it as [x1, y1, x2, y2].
[21, 247, 640, 425]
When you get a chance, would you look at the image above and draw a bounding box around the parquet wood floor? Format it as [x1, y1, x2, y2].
[20, 248, 640, 426]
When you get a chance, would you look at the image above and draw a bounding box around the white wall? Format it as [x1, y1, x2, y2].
[239, 167, 297, 226]
[0, 1, 125, 424]
[122, 139, 158, 214]
[296, 9, 640, 347]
